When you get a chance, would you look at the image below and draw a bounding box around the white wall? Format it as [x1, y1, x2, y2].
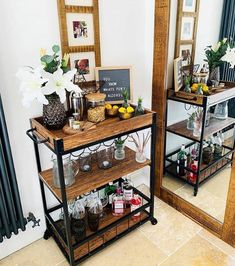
[0, 0, 155, 258]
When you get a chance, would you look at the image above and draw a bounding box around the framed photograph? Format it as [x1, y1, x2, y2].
[181, 17, 194, 41]
[174, 58, 184, 92]
[179, 44, 192, 66]
[65, 0, 93, 6]
[182, 0, 197, 12]
[57, 0, 101, 66]
[70, 51, 96, 81]
[66, 13, 94, 46]
[95, 66, 133, 104]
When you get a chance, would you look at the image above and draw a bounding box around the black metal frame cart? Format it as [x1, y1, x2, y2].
[164, 85, 235, 196]
[26, 111, 157, 266]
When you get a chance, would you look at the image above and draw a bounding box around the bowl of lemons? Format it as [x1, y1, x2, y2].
[105, 103, 119, 117]
[118, 106, 135, 120]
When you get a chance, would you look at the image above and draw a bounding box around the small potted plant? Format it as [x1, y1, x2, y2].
[114, 137, 125, 160]
[135, 97, 145, 116]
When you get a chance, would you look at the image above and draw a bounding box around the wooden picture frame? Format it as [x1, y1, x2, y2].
[57, 0, 101, 69]
[175, 0, 200, 62]
[71, 51, 96, 82]
[174, 57, 183, 92]
[95, 66, 133, 104]
[153, 0, 235, 248]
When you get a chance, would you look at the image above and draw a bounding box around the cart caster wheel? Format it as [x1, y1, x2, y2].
[43, 229, 51, 240]
[151, 218, 158, 225]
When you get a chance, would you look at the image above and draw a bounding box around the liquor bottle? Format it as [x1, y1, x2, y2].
[112, 187, 125, 216]
[177, 144, 187, 176]
[122, 178, 133, 207]
[130, 194, 142, 220]
[188, 148, 198, 183]
[105, 182, 117, 207]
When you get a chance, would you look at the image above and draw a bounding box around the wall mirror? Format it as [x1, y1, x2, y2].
[157, 0, 235, 230]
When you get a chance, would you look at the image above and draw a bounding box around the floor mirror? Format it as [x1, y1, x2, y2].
[152, 0, 235, 247]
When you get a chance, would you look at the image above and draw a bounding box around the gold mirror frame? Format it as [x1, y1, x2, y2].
[152, 0, 235, 246]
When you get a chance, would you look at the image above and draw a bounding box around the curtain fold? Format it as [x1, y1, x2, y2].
[219, 0, 235, 118]
[0, 95, 26, 242]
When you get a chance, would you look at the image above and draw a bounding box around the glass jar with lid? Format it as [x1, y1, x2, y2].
[86, 93, 106, 123]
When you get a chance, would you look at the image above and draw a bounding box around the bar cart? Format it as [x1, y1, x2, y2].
[26, 110, 157, 266]
[164, 83, 235, 196]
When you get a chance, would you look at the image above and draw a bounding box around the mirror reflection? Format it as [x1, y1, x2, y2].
[163, 0, 235, 223]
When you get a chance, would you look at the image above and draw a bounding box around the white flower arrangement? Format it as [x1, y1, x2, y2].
[16, 45, 81, 107]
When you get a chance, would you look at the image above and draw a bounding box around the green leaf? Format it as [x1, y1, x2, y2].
[52, 45, 60, 54]
[41, 55, 54, 64]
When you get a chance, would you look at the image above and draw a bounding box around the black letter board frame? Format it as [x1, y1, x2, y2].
[95, 66, 133, 104]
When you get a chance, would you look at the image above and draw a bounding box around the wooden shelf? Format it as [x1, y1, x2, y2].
[39, 147, 150, 202]
[166, 117, 235, 142]
[167, 83, 235, 107]
[31, 110, 154, 152]
[53, 209, 149, 261]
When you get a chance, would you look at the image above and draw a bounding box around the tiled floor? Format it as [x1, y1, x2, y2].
[163, 166, 231, 222]
[1, 185, 235, 266]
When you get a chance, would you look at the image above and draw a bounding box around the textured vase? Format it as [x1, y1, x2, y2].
[207, 67, 220, 87]
[43, 94, 66, 130]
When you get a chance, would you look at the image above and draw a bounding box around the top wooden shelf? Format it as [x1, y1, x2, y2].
[30, 110, 155, 153]
[167, 82, 235, 107]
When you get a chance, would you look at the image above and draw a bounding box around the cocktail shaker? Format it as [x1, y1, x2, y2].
[69, 91, 85, 121]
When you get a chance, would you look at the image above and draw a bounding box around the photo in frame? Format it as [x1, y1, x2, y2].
[180, 17, 195, 41]
[179, 44, 192, 66]
[65, 0, 93, 6]
[70, 51, 96, 81]
[182, 0, 197, 12]
[95, 66, 133, 104]
[66, 13, 94, 46]
[174, 57, 184, 92]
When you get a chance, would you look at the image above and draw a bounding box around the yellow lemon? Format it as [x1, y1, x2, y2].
[105, 103, 112, 110]
[113, 105, 119, 110]
[123, 113, 131, 119]
[191, 83, 198, 93]
[202, 85, 209, 92]
[126, 106, 134, 113]
[119, 107, 126, 113]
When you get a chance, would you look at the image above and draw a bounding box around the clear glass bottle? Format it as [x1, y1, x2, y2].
[71, 200, 86, 242]
[112, 188, 125, 216]
[177, 144, 187, 176]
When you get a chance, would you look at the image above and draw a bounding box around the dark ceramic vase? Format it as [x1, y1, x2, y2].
[43, 93, 66, 130]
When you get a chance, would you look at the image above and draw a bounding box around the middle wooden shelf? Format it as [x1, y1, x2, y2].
[166, 117, 235, 142]
[39, 147, 151, 202]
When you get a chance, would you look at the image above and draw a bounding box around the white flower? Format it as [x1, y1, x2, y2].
[212, 42, 221, 52]
[16, 66, 48, 107]
[41, 68, 81, 103]
[221, 46, 235, 69]
[222, 38, 228, 44]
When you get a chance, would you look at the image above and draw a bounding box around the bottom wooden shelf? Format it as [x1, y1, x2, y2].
[165, 157, 231, 186]
[51, 208, 149, 261]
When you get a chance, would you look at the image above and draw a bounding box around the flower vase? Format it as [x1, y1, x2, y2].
[135, 149, 146, 163]
[114, 144, 125, 160]
[207, 67, 220, 87]
[43, 93, 66, 130]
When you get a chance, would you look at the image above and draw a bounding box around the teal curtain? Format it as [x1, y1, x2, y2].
[219, 0, 235, 81]
[219, 0, 235, 117]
